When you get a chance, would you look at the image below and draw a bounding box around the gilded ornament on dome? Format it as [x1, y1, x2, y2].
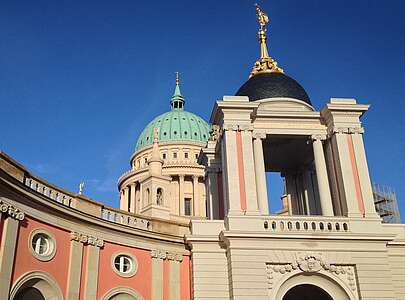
[250, 4, 284, 78]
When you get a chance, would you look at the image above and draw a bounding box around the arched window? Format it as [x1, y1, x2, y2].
[102, 287, 145, 300]
[283, 284, 332, 300]
[156, 188, 163, 206]
[14, 287, 45, 300]
[10, 271, 64, 300]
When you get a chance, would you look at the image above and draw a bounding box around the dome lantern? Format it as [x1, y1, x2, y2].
[170, 72, 185, 111]
[134, 73, 210, 153]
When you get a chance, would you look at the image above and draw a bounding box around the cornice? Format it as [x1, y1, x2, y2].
[0, 174, 189, 249]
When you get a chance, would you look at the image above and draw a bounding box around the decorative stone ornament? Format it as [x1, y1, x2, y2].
[70, 231, 104, 248]
[209, 125, 221, 141]
[151, 249, 183, 262]
[0, 199, 25, 220]
[266, 252, 359, 298]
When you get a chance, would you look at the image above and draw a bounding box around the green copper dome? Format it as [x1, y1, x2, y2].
[135, 74, 210, 152]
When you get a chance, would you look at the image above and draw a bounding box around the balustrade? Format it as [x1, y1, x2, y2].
[263, 216, 349, 233]
[101, 207, 150, 230]
[25, 177, 74, 208]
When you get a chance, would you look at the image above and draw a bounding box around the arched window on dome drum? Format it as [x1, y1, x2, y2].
[156, 188, 163, 206]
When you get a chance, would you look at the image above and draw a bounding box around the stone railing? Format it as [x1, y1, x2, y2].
[101, 207, 151, 230]
[24, 176, 151, 231]
[263, 216, 350, 233]
[25, 177, 74, 208]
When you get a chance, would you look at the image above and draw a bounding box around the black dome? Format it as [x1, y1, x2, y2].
[235, 72, 311, 105]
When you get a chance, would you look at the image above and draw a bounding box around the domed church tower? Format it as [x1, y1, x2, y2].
[118, 73, 210, 220]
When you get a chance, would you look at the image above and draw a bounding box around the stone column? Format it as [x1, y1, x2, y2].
[151, 250, 164, 300]
[193, 175, 200, 216]
[169, 258, 181, 300]
[312, 135, 334, 216]
[135, 184, 140, 213]
[0, 202, 24, 300]
[303, 170, 317, 215]
[130, 183, 136, 213]
[179, 175, 185, 215]
[206, 170, 218, 219]
[82, 235, 103, 300]
[66, 234, 84, 300]
[253, 132, 269, 215]
[119, 189, 125, 210]
[240, 129, 259, 214]
[222, 128, 241, 214]
[123, 186, 130, 212]
[200, 180, 207, 218]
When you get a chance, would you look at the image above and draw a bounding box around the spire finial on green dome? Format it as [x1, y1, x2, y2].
[171, 72, 185, 111]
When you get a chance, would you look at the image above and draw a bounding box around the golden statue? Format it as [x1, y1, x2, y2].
[255, 4, 269, 29]
[250, 4, 283, 78]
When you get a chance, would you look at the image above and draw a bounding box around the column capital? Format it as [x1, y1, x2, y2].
[252, 130, 266, 140]
[0, 200, 25, 221]
[151, 249, 183, 262]
[70, 231, 104, 248]
[222, 124, 254, 131]
[328, 126, 364, 135]
[238, 124, 253, 131]
[348, 127, 365, 134]
[311, 134, 327, 141]
[222, 124, 239, 131]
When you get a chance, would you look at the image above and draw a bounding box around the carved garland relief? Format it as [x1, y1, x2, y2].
[266, 252, 358, 299]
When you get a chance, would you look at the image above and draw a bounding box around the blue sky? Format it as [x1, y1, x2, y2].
[1, 1, 404, 220]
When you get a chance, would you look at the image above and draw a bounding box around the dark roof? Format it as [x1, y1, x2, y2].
[235, 72, 311, 105]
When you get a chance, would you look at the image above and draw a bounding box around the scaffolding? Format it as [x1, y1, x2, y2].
[373, 183, 401, 223]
